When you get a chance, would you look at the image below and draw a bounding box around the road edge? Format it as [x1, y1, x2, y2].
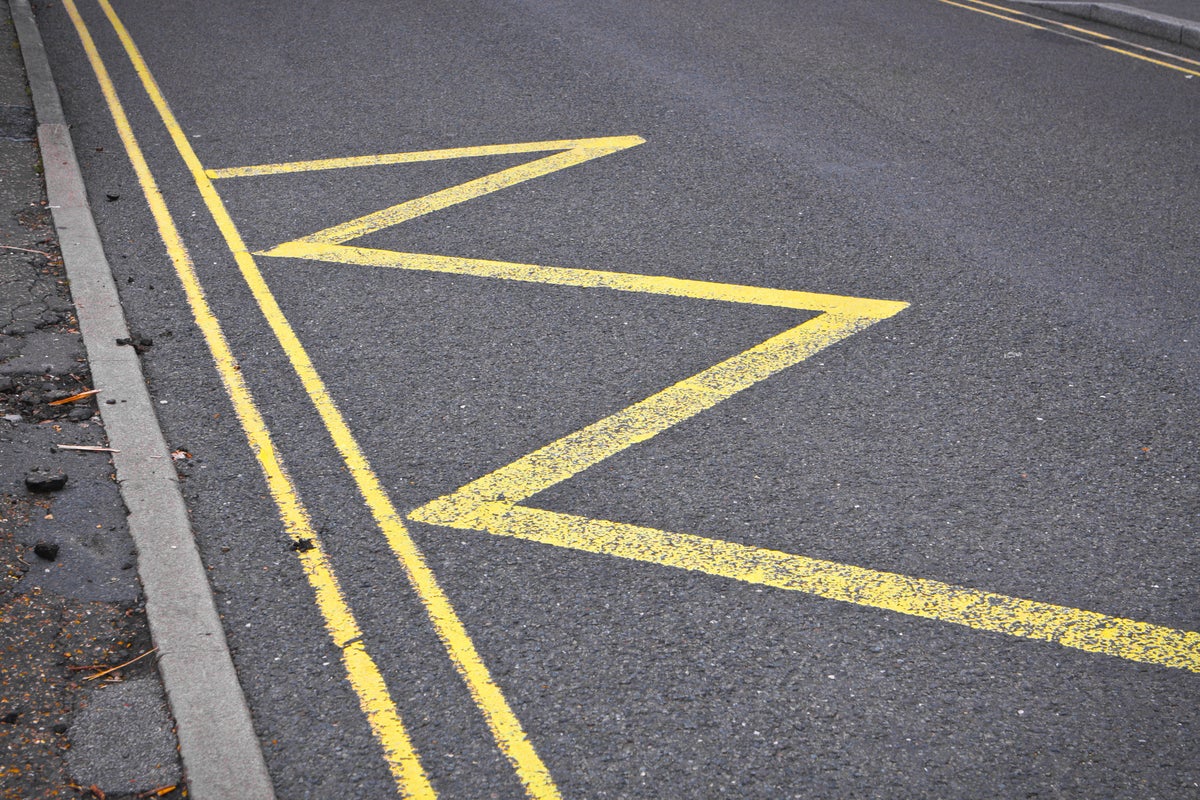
[1011, 1, 1200, 49]
[9, 2, 277, 798]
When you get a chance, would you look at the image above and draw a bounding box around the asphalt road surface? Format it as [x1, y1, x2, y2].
[34, 0, 1200, 797]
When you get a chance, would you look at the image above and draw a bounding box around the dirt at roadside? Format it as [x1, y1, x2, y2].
[0, 187, 182, 800]
[1, 3, 183, 797]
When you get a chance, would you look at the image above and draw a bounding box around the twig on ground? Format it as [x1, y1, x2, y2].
[0, 244, 55, 258]
[82, 647, 158, 682]
[49, 389, 101, 406]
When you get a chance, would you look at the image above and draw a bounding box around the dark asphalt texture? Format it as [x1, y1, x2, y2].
[32, 0, 1200, 797]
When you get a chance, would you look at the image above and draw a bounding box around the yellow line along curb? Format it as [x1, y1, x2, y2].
[936, 0, 1200, 76]
[90, 0, 561, 796]
[67, 0, 436, 795]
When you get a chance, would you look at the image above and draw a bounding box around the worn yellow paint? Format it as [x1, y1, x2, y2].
[934, 0, 1046, 30]
[288, 138, 642, 246]
[965, 0, 1200, 67]
[66, 1, 436, 795]
[243, 121, 1200, 674]
[391, 263, 1200, 672]
[412, 311, 898, 519]
[414, 505, 1200, 672]
[1089, 40, 1200, 76]
[262, 243, 908, 318]
[940, 0, 1200, 77]
[91, 1, 560, 797]
[207, 136, 645, 179]
[82, 8, 1200, 797]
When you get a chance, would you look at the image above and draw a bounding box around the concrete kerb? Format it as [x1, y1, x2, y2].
[1012, 2, 1200, 49]
[10, 3, 277, 799]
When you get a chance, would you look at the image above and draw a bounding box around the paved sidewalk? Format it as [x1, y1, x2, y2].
[0, 1, 183, 798]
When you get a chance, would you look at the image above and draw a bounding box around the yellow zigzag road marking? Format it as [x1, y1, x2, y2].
[81, 0, 1200, 795]
[287, 138, 642, 246]
[207, 136, 646, 179]
[421, 504, 1200, 673]
[399, 276, 1200, 672]
[261, 244, 906, 317]
[249, 137, 1198, 674]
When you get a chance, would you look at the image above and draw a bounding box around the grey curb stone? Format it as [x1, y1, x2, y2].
[10, 2, 277, 798]
[1013, 1, 1200, 49]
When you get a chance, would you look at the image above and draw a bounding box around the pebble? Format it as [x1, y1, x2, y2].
[34, 542, 59, 561]
[25, 468, 68, 492]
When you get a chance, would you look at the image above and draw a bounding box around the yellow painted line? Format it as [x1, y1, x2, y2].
[396, 263, 1200, 672]
[404, 298, 1200, 676]
[237, 91, 1199, 674]
[424, 503, 1200, 674]
[934, 0, 1047, 30]
[62, 1, 435, 795]
[292, 137, 644, 246]
[411, 312, 895, 523]
[92, 1, 560, 796]
[1091, 40, 1200, 76]
[939, 0, 1200, 77]
[261, 243, 909, 318]
[963, 0, 1200, 67]
[207, 136, 645, 179]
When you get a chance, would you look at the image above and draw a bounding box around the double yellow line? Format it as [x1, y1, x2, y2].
[937, 0, 1200, 76]
[63, 1, 559, 797]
